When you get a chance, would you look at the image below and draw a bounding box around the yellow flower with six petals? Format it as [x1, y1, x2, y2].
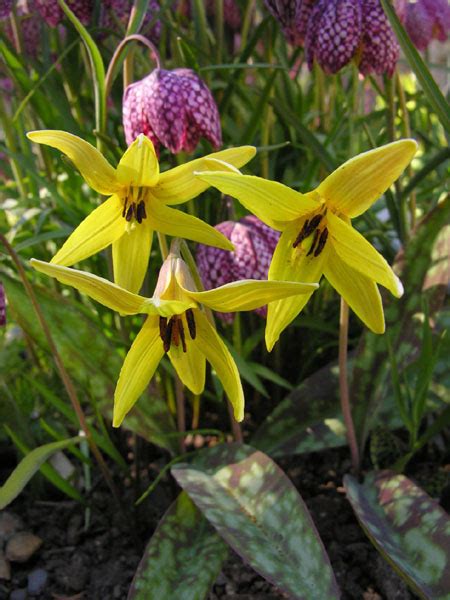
[30, 251, 318, 426]
[196, 140, 418, 350]
[27, 130, 256, 294]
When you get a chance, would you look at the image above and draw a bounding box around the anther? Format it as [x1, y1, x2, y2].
[122, 199, 128, 218]
[186, 309, 196, 339]
[125, 203, 135, 222]
[136, 201, 146, 224]
[306, 228, 320, 257]
[163, 318, 174, 353]
[159, 316, 167, 340]
[292, 214, 323, 248]
[178, 319, 187, 353]
[314, 228, 328, 257]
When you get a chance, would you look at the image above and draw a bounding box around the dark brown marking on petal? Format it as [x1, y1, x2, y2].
[306, 228, 320, 257]
[178, 319, 187, 353]
[314, 227, 328, 257]
[186, 309, 196, 339]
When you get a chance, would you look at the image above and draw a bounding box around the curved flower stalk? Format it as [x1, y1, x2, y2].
[30, 253, 318, 426]
[27, 130, 256, 293]
[196, 139, 418, 350]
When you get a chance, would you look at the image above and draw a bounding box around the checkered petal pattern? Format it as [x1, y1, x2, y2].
[359, 0, 399, 76]
[196, 216, 280, 323]
[123, 68, 222, 154]
[0, 0, 12, 19]
[32, 0, 93, 27]
[405, 0, 450, 50]
[305, 0, 362, 74]
[265, 0, 315, 45]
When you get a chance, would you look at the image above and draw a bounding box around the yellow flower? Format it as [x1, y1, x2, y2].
[27, 130, 256, 294]
[30, 253, 317, 426]
[196, 140, 418, 350]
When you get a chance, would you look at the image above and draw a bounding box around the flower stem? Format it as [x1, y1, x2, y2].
[0, 234, 122, 505]
[175, 376, 186, 453]
[339, 298, 360, 472]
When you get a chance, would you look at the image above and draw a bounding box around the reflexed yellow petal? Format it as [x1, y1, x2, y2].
[112, 220, 153, 294]
[113, 316, 164, 427]
[317, 140, 418, 218]
[265, 222, 326, 351]
[30, 259, 148, 315]
[324, 247, 385, 333]
[169, 329, 206, 395]
[194, 173, 320, 229]
[116, 135, 159, 187]
[152, 146, 256, 205]
[187, 279, 318, 312]
[195, 312, 244, 422]
[51, 195, 125, 266]
[27, 130, 120, 195]
[146, 201, 234, 251]
[327, 212, 403, 297]
[151, 297, 197, 317]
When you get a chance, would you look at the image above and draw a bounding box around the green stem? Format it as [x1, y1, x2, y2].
[0, 95, 27, 199]
[214, 0, 224, 65]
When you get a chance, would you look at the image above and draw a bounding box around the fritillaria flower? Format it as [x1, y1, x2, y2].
[197, 140, 417, 350]
[31, 253, 317, 425]
[3, 1, 40, 57]
[196, 215, 280, 323]
[305, 0, 399, 76]
[32, 0, 93, 27]
[0, 1, 12, 19]
[100, 0, 161, 43]
[265, 0, 315, 46]
[123, 68, 222, 154]
[404, 0, 450, 51]
[27, 130, 255, 293]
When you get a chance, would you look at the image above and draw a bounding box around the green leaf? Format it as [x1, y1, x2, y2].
[344, 471, 450, 599]
[172, 443, 340, 600]
[1, 428, 82, 508]
[128, 492, 228, 599]
[380, 0, 450, 133]
[251, 360, 346, 457]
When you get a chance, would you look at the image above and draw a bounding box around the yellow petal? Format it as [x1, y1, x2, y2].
[317, 140, 418, 218]
[324, 246, 385, 333]
[51, 195, 125, 266]
[113, 316, 164, 427]
[195, 312, 244, 422]
[30, 259, 149, 315]
[27, 130, 120, 195]
[265, 222, 326, 351]
[112, 219, 153, 294]
[327, 212, 403, 297]
[116, 134, 159, 187]
[169, 322, 206, 395]
[152, 146, 256, 205]
[146, 200, 234, 251]
[186, 279, 318, 312]
[194, 173, 320, 229]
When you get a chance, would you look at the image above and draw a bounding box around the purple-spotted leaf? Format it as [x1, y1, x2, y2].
[172, 443, 340, 600]
[128, 492, 228, 599]
[344, 471, 450, 599]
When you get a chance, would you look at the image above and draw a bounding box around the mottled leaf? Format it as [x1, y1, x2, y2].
[128, 492, 228, 600]
[344, 471, 450, 599]
[352, 197, 450, 450]
[0, 435, 82, 509]
[172, 443, 340, 600]
[251, 360, 346, 457]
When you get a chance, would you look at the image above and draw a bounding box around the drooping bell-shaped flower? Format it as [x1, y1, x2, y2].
[123, 68, 222, 154]
[31, 252, 317, 425]
[265, 0, 315, 46]
[404, 0, 450, 51]
[32, 0, 93, 27]
[359, 0, 399, 76]
[0, 0, 12, 19]
[197, 215, 280, 323]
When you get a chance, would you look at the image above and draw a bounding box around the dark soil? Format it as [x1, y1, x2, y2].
[2, 439, 443, 600]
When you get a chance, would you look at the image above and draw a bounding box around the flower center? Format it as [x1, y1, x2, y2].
[122, 188, 147, 224]
[159, 309, 196, 353]
[293, 209, 328, 258]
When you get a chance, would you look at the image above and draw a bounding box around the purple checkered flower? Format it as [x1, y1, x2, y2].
[196, 215, 280, 323]
[206, 0, 241, 30]
[4, 1, 40, 57]
[404, 0, 450, 51]
[0, 0, 12, 19]
[0, 282, 6, 327]
[306, 0, 399, 75]
[100, 0, 161, 43]
[31, 0, 93, 27]
[265, 0, 316, 46]
[123, 68, 222, 154]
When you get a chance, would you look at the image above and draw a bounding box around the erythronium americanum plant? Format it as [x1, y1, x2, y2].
[30, 248, 318, 426]
[197, 139, 418, 350]
[27, 130, 256, 293]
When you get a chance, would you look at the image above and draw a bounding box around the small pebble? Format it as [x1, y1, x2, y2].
[27, 568, 48, 595]
[0, 512, 23, 544]
[10, 589, 27, 600]
[0, 551, 11, 580]
[6, 532, 42, 563]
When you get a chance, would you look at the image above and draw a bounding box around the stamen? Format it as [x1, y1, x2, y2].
[159, 316, 167, 340]
[163, 318, 174, 352]
[186, 309, 196, 339]
[178, 319, 187, 353]
[122, 199, 128, 218]
[306, 228, 320, 257]
[136, 201, 146, 224]
[172, 316, 180, 347]
[293, 219, 309, 248]
[125, 203, 135, 222]
[292, 214, 323, 248]
[314, 228, 328, 257]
